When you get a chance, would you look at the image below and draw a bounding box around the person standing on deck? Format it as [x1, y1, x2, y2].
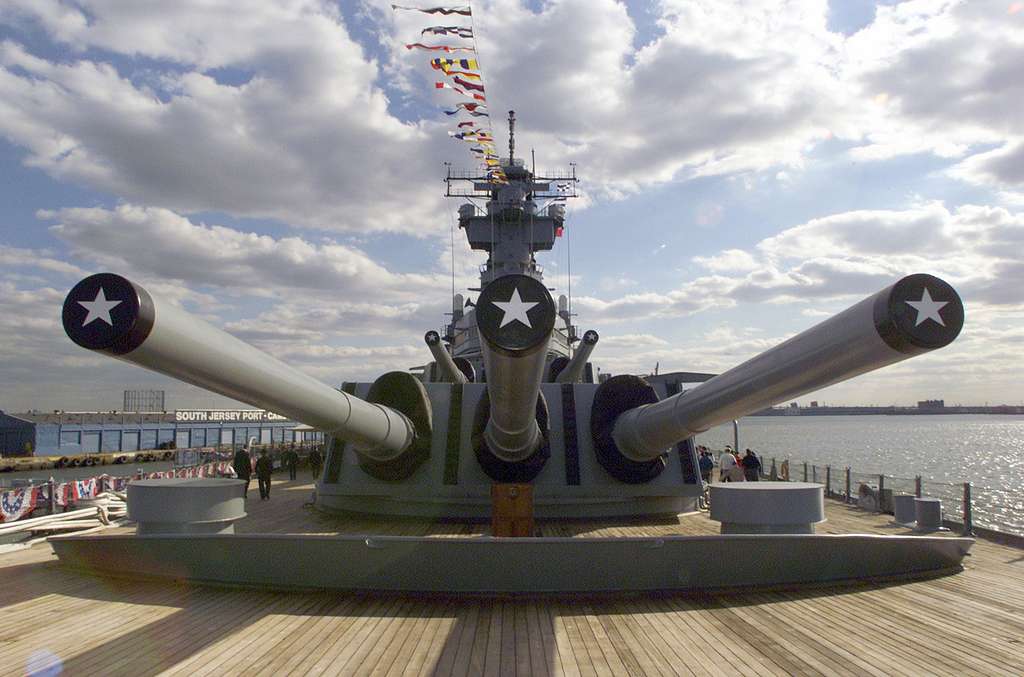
[719, 446, 739, 482]
[255, 449, 274, 500]
[699, 450, 714, 485]
[282, 447, 299, 480]
[232, 446, 252, 498]
[742, 449, 762, 482]
[308, 446, 323, 480]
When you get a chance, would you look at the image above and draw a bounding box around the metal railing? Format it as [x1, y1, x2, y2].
[763, 455, 1024, 542]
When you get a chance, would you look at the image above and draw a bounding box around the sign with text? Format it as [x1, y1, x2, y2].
[174, 410, 289, 423]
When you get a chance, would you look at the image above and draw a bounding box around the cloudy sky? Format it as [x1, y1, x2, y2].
[1, 0, 1022, 411]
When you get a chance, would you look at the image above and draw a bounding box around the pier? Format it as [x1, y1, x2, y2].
[1, 476, 1022, 675]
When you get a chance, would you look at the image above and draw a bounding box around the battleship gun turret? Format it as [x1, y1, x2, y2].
[592, 273, 964, 482]
[58, 113, 966, 519]
[62, 273, 432, 479]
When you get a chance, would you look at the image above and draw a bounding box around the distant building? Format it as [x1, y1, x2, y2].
[0, 409, 322, 457]
[917, 399, 945, 410]
[810, 401, 819, 408]
[124, 389, 166, 412]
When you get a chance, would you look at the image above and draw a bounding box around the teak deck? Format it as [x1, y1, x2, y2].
[2, 477, 1022, 676]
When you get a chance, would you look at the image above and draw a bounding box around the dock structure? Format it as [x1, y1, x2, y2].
[2, 477, 1022, 676]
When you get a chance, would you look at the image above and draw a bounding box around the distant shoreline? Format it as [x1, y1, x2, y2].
[752, 406, 1024, 416]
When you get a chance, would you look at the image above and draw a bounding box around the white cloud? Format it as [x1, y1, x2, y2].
[693, 248, 759, 273]
[0, 1, 450, 235]
[1, 0, 1021, 228]
[45, 204, 463, 304]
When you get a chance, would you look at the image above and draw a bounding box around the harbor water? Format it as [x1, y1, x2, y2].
[0, 461, 175, 489]
[698, 414, 1024, 536]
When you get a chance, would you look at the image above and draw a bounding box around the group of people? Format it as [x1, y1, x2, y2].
[231, 445, 324, 500]
[697, 445, 762, 483]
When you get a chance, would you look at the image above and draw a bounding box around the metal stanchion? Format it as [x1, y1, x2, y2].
[962, 482, 974, 536]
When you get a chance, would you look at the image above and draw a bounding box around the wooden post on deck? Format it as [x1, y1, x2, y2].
[47, 477, 55, 515]
[845, 467, 851, 503]
[962, 483, 974, 536]
[825, 466, 831, 498]
[803, 462, 808, 482]
[878, 475, 885, 513]
[915, 475, 922, 498]
[491, 484, 534, 537]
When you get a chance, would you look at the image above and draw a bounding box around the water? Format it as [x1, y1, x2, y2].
[697, 414, 1024, 536]
[0, 461, 175, 489]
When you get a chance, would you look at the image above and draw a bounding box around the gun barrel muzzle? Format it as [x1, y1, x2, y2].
[63, 273, 415, 457]
[476, 274, 556, 462]
[613, 273, 964, 461]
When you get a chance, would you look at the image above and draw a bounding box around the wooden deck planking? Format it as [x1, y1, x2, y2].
[0, 476, 1021, 676]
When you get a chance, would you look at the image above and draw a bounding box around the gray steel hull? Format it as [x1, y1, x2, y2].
[51, 533, 973, 593]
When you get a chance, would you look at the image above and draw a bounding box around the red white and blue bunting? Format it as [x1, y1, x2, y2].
[0, 461, 238, 522]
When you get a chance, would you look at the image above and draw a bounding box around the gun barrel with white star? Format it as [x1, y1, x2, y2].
[62, 273, 416, 458]
[611, 273, 964, 462]
[475, 274, 557, 464]
[424, 331, 468, 384]
[555, 329, 599, 384]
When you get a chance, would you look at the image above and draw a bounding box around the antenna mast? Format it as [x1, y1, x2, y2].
[507, 110, 515, 160]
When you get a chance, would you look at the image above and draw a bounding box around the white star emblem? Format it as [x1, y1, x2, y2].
[492, 287, 538, 328]
[78, 287, 122, 326]
[905, 287, 948, 327]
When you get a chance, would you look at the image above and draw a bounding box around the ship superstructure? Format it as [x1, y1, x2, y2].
[434, 111, 582, 384]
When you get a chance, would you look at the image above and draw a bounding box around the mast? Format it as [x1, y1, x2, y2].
[507, 110, 516, 161]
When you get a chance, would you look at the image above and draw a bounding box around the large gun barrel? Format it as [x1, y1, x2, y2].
[556, 329, 599, 383]
[62, 273, 415, 458]
[612, 274, 964, 461]
[475, 274, 556, 464]
[424, 331, 468, 384]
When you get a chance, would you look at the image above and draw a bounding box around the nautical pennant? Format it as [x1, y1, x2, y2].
[435, 81, 486, 101]
[422, 26, 473, 38]
[452, 75, 484, 92]
[406, 43, 476, 53]
[391, 5, 472, 16]
[443, 102, 488, 116]
[430, 58, 479, 73]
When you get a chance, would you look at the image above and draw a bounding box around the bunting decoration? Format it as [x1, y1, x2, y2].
[405, 43, 476, 53]
[452, 75, 484, 92]
[1, 461, 240, 519]
[422, 26, 473, 38]
[393, 2, 506, 182]
[0, 487, 39, 523]
[430, 58, 479, 74]
[391, 5, 471, 15]
[443, 102, 488, 116]
[435, 81, 486, 101]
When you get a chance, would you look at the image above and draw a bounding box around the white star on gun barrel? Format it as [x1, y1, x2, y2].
[78, 287, 122, 326]
[492, 287, 538, 328]
[905, 287, 948, 326]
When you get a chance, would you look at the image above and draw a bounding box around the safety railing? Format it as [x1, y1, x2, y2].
[763, 456, 1024, 543]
